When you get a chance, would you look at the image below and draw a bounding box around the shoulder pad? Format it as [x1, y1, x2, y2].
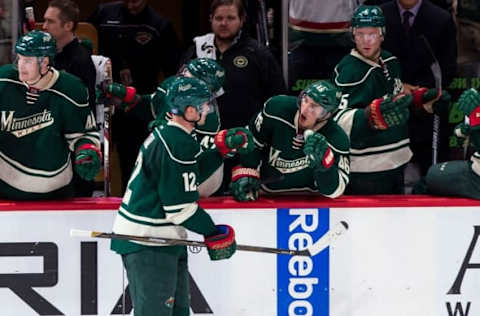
[323, 120, 350, 153]
[263, 95, 298, 124]
[334, 54, 376, 88]
[155, 125, 201, 164]
[0, 64, 18, 80]
[51, 71, 89, 107]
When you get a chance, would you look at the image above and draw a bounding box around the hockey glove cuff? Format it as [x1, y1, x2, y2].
[74, 143, 102, 181]
[364, 94, 411, 130]
[204, 224, 236, 260]
[104, 82, 142, 112]
[230, 166, 260, 201]
[214, 127, 254, 157]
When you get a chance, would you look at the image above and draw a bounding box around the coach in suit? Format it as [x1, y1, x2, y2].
[381, 0, 457, 190]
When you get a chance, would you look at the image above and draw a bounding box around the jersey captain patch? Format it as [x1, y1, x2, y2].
[1, 110, 54, 138]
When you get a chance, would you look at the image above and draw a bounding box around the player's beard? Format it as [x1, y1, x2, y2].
[215, 31, 238, 42]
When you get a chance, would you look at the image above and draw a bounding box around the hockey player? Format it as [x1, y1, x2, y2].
[423, 88, 480, 199]
[230, 80, 350, 201]
[0, 31, 101, 200]
[104, 58, 227, 196]
[111, 76, 250, 316]
[332, 5, 447, 194]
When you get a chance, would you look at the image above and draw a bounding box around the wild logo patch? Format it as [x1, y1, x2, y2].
[135, 32, 153, 45]
[233, 56, 248, 68]
[164, 296, 175, 308]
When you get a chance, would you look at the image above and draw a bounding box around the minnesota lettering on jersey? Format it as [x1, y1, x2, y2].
[268, 147, 309, 174]
[1, 110, 54, 138]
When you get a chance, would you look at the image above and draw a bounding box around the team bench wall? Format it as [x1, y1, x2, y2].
[0, 196, 478, 316]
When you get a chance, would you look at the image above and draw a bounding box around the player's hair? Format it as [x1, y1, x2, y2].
[210, 0, 246, 21]
[47, 0, 80, 32]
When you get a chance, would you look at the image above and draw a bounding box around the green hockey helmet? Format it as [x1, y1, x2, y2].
[15, 31, 57, 59]
[185, 58, 225, 97]
[301, 80, 342, 114]
[166, 77, 213, 116]
[351, 5, 385, 33]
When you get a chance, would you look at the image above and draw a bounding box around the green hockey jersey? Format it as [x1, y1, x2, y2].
[241, 95, 350, 198]
[0, 65, 99, 200]
[333, 49, 412, 175]
[146, 78, 223, 196]
[111, 121, 218, 254]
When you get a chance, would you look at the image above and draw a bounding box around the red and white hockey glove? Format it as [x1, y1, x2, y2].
[104, 82, 142, 112]
[459, 88, 480, 130]
[214, 127, 254, 157]
[364, 94, 412, 130]
[230, 166, 260, 201]
[413, 88, 450, 114]
[74, 143, 102, 181]
[204, 224, 236, 260]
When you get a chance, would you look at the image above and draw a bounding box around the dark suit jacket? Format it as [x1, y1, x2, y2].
[381, 0, 457, 169]
[381, 0, 457, 88]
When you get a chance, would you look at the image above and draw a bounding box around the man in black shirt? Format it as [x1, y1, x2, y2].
[43, 0, 98, 197]
[43, 0, 97, 115]
[88, 0, 181, 194]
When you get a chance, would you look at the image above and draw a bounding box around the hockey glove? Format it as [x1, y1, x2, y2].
[230, 166, 260, 201]
[458, 88, 480, 130]
[364, 94, 412, 130]
[214, 127, 254, 157]
[413, 88, 451, 114]
[104, 82, 142, 112]
[74, 143, 102, 181]
[303, 131, 334, 172]
[204, 224, 236, 260]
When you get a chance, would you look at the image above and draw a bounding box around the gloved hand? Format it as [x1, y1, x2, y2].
[413, 88, 451, 114]
[454, 122, 470, 138]
[230, 166, 260, 201]
[74, 143, 102, 181]
[364, 94, 412, 130]
[458, 88, 480, 130]
[104, 82, 142, 112]
[214, 127, 254, 157]
[204, 224, 236, 260]
[303, 130, 334, 171]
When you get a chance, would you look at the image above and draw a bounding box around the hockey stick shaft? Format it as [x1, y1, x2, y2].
[103, 59, 113, 196]
[24, 0, 36, 33]
[70, 229, 311, 256]
[257, 0, 270, 47]
[421, 35, 442, 165]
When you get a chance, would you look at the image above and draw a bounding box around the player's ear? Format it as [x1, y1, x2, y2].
[64, 21, 74, 33]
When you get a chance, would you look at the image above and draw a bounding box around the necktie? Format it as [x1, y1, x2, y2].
[403, 10, 413, 33]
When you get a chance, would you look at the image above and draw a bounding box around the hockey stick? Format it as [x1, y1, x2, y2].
[308, 221, 349, 256]
[23, 0, 36, 33]
[103, 59, 113, 196]
[71, 221, 348, 257]
[420, 35, 442, 165]
[70, 229, 310, 256]
[257, 0, 270, 47]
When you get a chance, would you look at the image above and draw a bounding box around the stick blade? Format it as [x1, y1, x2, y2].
[307, 221, 349, 256]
